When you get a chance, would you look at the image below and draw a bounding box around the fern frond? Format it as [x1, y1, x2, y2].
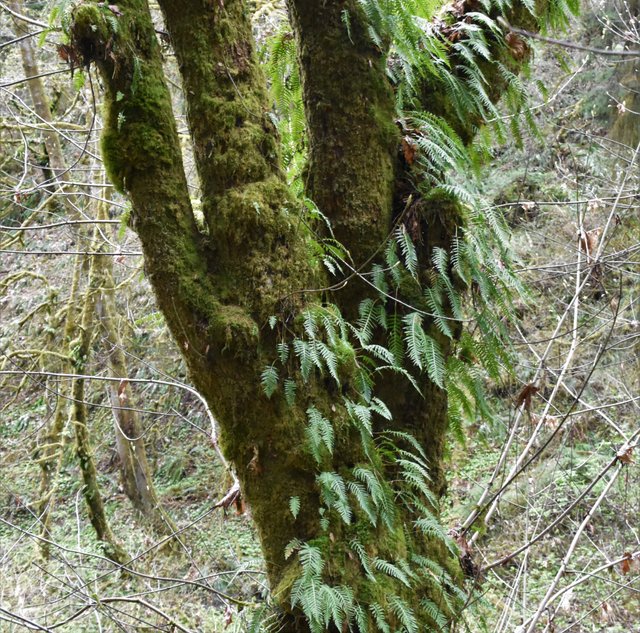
[260, 365, 278, 398]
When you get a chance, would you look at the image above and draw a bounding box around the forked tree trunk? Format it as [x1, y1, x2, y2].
[67, 0, 550, 628]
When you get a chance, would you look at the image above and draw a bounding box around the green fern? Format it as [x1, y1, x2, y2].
[306, 406, 335, 462]
[260, 364, 279, 398]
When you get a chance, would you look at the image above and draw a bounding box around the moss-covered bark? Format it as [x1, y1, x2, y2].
[72, 242, 128, 565]
[286, 0, 399, 273]
[284, 0, 462, 496]
[34, 254, 82, 558]
[285, 0, 554, 497]
[67, 0, 553, 629]
[68, 0, 322, 604]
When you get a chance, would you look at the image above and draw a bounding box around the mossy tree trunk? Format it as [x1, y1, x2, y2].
[71, 233, 128, 565]
[68, 0, 550, 628]
[285, 0, 460, 497]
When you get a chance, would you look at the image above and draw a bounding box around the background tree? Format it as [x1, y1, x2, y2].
[7, 0, 176, 552]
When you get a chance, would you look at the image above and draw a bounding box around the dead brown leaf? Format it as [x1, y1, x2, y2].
[515, 383, 539, 412]
[579, 226, 603, 262]
[620, 552, 632, 575]
[506, 32, 529, 60]
[401, 136, 418, 165]
[117, 379, 129, 404]
[617, 445, 634, 465]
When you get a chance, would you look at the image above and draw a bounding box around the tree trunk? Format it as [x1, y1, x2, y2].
[34, 255, 82, 558]
[67, 0, 554, 628]
[610, 0, 640, 148]
[10, 1, 86, 556]
[71, 234, 128, 565]
[96, 252, 177, 536]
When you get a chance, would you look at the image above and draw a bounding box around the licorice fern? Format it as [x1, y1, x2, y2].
[256, 0, 579, 630]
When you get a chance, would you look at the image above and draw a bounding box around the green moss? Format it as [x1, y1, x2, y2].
[212, 304, 260, 351]
[69, 4, 113, 57]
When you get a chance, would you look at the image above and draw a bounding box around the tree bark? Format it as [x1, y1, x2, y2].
[285, 0, 399, 273]
[610, 0, 640, 148]
[72, 232, 128, 565]
[66, 0, 555, 628]
[98, 265, 178, 536]
[69, 0, 322, 601]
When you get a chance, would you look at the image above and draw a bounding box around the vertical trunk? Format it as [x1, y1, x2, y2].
[35, 255, 83, 558]
[72, 239, 128, 565]
[97, 262, 177, 536]
[285, 0, 458, 493]
[69, 1, 320, 596]
[10, 0, 69, 177]
[285, 0, 399, 275]
[610, 0, 640, 148]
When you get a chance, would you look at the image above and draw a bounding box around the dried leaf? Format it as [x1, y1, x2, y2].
[515, 383, 539, 412]
[217, 482, 241, 511]
[506, 32, 529, 60]
[117, 379, 129, 404]
[223, 605, 233, 628]
[57, 44, 80, 66]
[445, 26, 462, 42]
[456, 533, 472, 556]
[579, 226, 602, 262]
[617, 445, 634, 465]
[599, 602, 614, 624]
[449, 528, 479, 578]
[450, 0, 466, 16]
[401, 136, 418, 165]
[531, 413, 562, 431]
[620, 552, 632, 575]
